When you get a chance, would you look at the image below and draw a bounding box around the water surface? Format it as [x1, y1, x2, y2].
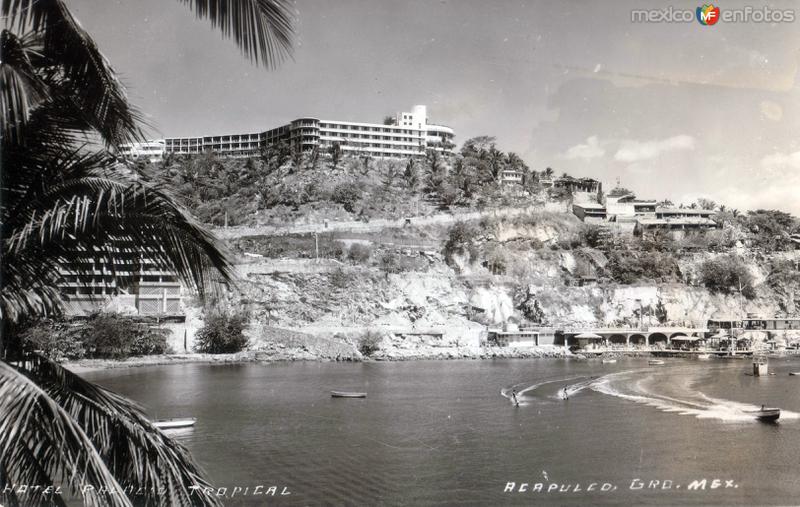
[85, 358, 800, 505]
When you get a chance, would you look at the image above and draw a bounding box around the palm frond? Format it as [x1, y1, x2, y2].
[12, 354, 222, 506]
[1, 151, 235, 322]
[178, 0, 295, 68]
[0, 29, 50, 144]
[0, 361, 132, 507]
[2, 0, 144, 146]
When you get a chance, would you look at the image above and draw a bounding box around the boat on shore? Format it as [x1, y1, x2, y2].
[153, 417, 196, 429]
[648, 359, 665, 366]
[747, 406, 780, 422]
[331, 391, 367, 398]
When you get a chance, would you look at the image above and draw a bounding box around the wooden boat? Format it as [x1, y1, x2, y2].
[601, 359, 617, 364]
[697, 353, 711, 360]
[747, 406, 780, 422]
[331, 391, 367, 398]
[648, 359, 665, 366]
[790, 372, 800, 376]
[153, 417, 196, 429]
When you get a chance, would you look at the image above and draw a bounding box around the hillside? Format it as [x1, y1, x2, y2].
[137, 142, 800, 358]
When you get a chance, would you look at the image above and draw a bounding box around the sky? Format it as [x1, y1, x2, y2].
[70, 0, 800, 214]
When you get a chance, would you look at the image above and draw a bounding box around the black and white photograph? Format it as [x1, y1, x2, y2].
[2, 0, 800, 505]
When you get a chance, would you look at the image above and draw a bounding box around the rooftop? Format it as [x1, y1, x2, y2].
[656, 207, 715, 215]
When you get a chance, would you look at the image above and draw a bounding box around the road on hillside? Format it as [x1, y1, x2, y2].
[213, 202, 563, 239]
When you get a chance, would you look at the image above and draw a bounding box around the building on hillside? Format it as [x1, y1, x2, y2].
[487, 328, 541, 347]
[553, 176, 602, 193]
[119, 140, 166, 163]
[605, 192, 657, 221]
[572, 202, 607, 222]
[59, 247, 183, 319]
[633, 216, 719, 239]
[655, 207, 716, 220]
[127, 105, 455, 160]
[500, 168, 524, 185]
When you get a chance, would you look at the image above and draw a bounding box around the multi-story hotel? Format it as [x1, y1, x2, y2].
[120, 105, 455, 161]
[59, 246, 183, 319]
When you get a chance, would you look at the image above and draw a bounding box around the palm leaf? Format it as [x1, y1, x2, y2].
[0, 360, 131, 507]
[0, 29, 50, 144]
[178, 0, 295, 68]
[1, 152, 235, 322]
[13, 354, 221, 506]
[2, 0, 144, 146]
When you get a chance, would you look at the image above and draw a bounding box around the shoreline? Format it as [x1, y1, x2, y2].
[64, 348, 800, 374]
[63, 345, 574, 374]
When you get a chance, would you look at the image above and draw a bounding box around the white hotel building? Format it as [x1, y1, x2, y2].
[121, 105, 454, 161]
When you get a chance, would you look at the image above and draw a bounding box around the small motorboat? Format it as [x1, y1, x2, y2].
[789, 372, 800, 376]
[648, 359, 665, 366]
[601, 359, 617, 364]
[153, 417, 196, 429]
[331, 391, 367, 398]
[697, 353, 711, 360]
[747, 406, 780, 422]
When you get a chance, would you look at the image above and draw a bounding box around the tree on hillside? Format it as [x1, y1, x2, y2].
[329, 141, 343, 169]
[359, 154, 373, 175]
[699, 255, 756, 299]
[425, 148, 447, 192]
[697, 198, 717, 211]
[1, 0, 295, 504]
[403, 158, 419, 190]
[487, 145, 504, 182]
[382, 164, 398, 191]
[543, 167, 555, 179]
[383, 115, 396, 125]
[460, 136, 496, 158]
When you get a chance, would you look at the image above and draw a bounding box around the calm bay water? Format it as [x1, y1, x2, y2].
[85, 358, 800, 506]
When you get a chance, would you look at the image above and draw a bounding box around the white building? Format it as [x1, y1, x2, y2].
[118, 140, 166, 163]
[149, 105, 454, 159]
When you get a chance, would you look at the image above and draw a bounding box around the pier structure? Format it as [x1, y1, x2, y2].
[560, 326, 709, 349]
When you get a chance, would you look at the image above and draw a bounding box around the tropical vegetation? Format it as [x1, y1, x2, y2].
[0, 0, 295, 505]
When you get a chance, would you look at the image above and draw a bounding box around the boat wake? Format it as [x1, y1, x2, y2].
[589, 369, 800, 423]
[501, 376, 592, 405]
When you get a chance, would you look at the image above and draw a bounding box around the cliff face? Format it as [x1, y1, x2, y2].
[222, 211, 800, 356]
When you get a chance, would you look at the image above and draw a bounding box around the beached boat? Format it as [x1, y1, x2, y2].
[648, 359, 665, 366]
[697, 353, 711, 360]
[601, 359, 617, 364]
[747, 406, 780, 422]
[331, 391, 367, 398]
[153, 417, 196, 429]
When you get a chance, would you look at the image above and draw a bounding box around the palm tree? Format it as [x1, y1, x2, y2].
[1, 1, 295, 505]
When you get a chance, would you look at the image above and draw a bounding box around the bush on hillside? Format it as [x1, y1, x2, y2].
[21, 320, 87, 360]
[699, 255, 756, 299]
[22, 314, 169, 360]
[195, 312, 249, 354]
[443, 221, 481, 266]
[607, 250, 681, 284]
[330, 267, 356, 289]
[81, 313, 168, 359]
[331, 181, 362, 212]
[347, 243, 372, 264]
[378, 252, 403, 275]
[358, 331, 382, 356]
